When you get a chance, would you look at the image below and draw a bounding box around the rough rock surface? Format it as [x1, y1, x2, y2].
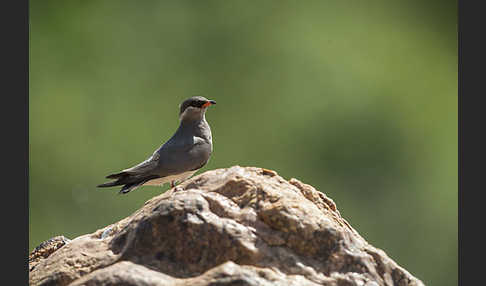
[29, 166, 424, 286]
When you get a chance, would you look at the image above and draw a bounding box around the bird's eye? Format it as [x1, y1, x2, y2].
[193, 100, 204, 108]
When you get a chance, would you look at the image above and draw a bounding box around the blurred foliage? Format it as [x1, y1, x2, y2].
[29, 1, 457, 285]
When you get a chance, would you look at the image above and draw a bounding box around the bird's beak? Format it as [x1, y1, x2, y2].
[202, 100, 216, 108]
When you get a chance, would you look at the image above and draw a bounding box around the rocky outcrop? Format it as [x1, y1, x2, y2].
[29, 166, 424, 286]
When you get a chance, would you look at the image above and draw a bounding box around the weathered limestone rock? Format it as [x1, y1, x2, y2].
[29, 166, 424, 286]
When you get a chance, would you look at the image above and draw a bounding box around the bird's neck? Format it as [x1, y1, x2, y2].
[180, 112, 207, 126]
[179, 108, 206, 122]
[178, 115, 211, 140]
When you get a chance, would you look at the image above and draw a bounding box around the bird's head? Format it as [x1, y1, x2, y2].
[179, 96, 216, 122]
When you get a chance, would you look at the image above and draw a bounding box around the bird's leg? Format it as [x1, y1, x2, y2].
[171, 181, 175, 188]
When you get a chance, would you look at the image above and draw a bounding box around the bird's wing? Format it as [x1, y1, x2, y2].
[118, 137, 192, 177]
[107, 135, 210, 180]
[120, 152, 161, 175]
[154, 135, 211, 174]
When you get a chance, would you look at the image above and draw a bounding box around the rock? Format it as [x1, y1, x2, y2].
[29, 166, 424, 286]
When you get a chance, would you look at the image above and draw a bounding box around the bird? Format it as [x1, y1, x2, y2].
[97, 96, 216, 194]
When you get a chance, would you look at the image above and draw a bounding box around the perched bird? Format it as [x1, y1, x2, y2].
[97, 96, 216, 194]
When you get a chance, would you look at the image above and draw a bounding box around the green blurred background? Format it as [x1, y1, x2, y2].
[29, 1, 457, 285]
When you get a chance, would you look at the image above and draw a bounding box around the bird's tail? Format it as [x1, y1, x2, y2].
[117, 181, 146, 194]
[97, 172, 158, 195]
[96, 172, 128, 188]
[97, 181, 121, 188]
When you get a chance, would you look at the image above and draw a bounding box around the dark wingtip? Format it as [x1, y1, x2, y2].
[97, 181, 117, 188]
[106, 172, 125, 179]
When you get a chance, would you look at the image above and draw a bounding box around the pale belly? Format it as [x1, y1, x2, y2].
[142, 170, 197, 186]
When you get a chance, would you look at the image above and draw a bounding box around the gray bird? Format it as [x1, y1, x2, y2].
[97, 96, 216, 194]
